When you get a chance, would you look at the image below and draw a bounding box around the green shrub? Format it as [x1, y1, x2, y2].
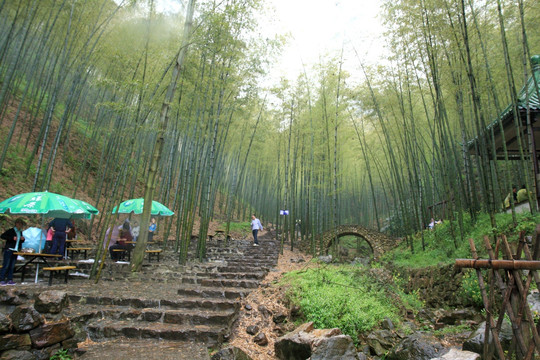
[458, 269, 484, 307]
[281, 266, 400, 341]
[50, 348, 72, 360]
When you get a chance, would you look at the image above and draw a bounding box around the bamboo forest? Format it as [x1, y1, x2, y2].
[1, 0, 540, 359]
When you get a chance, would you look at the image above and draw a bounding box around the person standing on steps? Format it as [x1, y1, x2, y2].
[251, 214, 263, 246]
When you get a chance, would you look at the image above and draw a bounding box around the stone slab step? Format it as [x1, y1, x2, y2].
[86, 319, 227, 346]
[66, 305, 238, 327]
[181, 277, 260, 289]
[69, 294, 240, 311]
[76, 338, 211, 360]
[188, 271, 265, 280]
[177, 285, 252, 299]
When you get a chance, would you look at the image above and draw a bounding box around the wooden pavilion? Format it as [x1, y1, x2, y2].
[467, 55, 540, 208]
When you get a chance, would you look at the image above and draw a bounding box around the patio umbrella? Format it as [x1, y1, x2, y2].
[112, 198, 174, 217]
[22, 227, 46, 252]
[0, 191, 91, 283]
[0, 191, 91, 219]
[70, 199, 99, 219]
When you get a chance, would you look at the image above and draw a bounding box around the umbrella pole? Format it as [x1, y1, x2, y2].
[35, 215, 45, 284]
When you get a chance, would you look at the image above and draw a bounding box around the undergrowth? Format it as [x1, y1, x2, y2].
[280, 265, 406, 341]
[381, 211, 540, 268]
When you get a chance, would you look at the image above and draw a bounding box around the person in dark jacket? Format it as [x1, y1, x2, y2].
[48, 218, 73, 258]
[0, 218, 26, 285]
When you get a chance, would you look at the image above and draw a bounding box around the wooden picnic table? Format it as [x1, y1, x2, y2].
[13, 252, 62, 283]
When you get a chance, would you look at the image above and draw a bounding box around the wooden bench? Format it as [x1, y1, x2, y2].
[112, 248, 130, 261]
[67, 247, 91, 260]
[42, 266, 76, 286]
[145, 249, 162, 262]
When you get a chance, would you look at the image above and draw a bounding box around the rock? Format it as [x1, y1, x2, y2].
[211, 346, 253, 360]
[273, 312, 287, 324]
[290, 258, 305, 263]
[274, 322, 357, 360]
[34, 290, 69, 314]
[0, 333, 32, 351]
[357, 352, 368, 360]
[0, 349, 35, 360]
[433, 308, 482, 326]
[365, 330, 397, 356]
[258, 305, 271, 318]
[0, 312, 12, 333]
[310, 334, 358, 360]
[528, 292, 540, 314]
[254, 332, 268, 346]
[318, 255, 332, 264]
[0, 288, 24, 305]
[10, 306, 43, 332]
[29, 320, 75, 349]
[430, 348, 480, 360]
[380, 317, 394, 330]
[246, 325, 259, 335]
[386, 333, 444, 360]
[462, 321, 513, 355]
[244, 304, 252, 311]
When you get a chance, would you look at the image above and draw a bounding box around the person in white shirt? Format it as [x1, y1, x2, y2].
[251, 214, 263, 246]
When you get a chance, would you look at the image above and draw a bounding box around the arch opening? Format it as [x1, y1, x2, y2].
[327, 232, 374, 263]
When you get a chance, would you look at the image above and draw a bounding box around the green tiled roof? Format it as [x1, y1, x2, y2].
[467, 55, 540, 156]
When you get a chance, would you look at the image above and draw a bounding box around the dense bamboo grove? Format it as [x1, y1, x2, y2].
[0, 0, 539, 266]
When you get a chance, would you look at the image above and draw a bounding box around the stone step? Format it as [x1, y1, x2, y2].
[177, 285, 252, 299]
[86, 319, 227, 346]
[69, 294, 240, 311]
[189, 271, 265, 280]
[181, 276, 260, 289]
[66, 305, 237, 327]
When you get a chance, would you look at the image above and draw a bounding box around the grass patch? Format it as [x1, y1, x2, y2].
[381, 211, 540, 268]
[281, 265, 403, 341]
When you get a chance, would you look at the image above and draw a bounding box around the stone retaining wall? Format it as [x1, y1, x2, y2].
[392, 264, 477, 308]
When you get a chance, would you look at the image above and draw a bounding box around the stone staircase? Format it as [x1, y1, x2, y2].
[63, 237, 280, 349]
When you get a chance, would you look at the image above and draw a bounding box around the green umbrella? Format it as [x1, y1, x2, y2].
[0, 191, 91, 219]
[112, 198, 174, 217]
[70, 199, 99, 219]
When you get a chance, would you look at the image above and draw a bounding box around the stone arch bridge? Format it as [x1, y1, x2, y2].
[317, 224, 397, 259]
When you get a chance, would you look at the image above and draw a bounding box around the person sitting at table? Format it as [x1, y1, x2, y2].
[109, 221, 132, 261]
[0, 218, 26, 286]
[48, 217, 73, 259]
[131, 220, 140, 242]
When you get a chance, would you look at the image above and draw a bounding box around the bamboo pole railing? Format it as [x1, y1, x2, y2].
[454, 227, 540, 360]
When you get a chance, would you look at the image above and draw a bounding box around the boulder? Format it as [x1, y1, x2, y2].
[431, 348, 480, 360]
[386, 333, 444, 360]
[310, 334, 358, 360]
[0, 289, 25, 306]
[365, 330, 397, 356]
[462, 321, 513, 356]
[34, 290, 69, 314]
[274, 322, 357, 360]
[211, 346, 253, 360]
[29, 320, 75, 349]
[10, 306, 43, 332]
